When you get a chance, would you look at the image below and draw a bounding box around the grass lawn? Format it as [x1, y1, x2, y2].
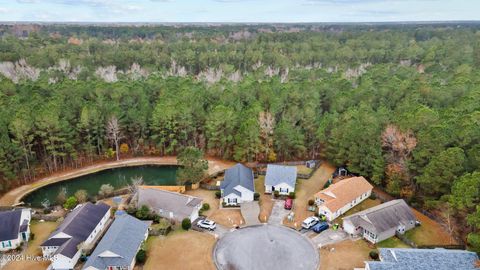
[403, 209, 457, 246]
[320, 240, 375, 270]
[296, 165, 313, 175]
[377, 237, 410, 248]
[144, 230, 216, 270]
[284, 162, 335, 229]
[254, 175, 274, 223]
[4, 221, 58, 270]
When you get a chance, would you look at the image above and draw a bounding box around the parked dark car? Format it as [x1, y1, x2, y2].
[284, 198, 293, 210]
[312, 222, 329, 233]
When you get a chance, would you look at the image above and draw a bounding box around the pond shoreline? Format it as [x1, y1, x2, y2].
[0, 156, 234, 206]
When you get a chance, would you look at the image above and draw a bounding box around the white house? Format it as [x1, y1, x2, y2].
[137, 187, 203, 222]
[82, 214, 150, 270]
[314, 176, 373, 221]
[265, 165, 297, 195]
[0, 208, 31, 251]
[343, 199, 416, 244]
[41, 202, 111, 270]
[221, 163, 255, 206]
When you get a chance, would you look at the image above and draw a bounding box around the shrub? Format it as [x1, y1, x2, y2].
[202, 203, 210, 211]
[181, 218, 192, 230]
[273, 190, 280, 198]
[222, 201, 227, 207]
[63, 196, 78, 210]
[136, 205, 151, 220]
[29, 233, 35, 241]
[136, 249, 147, 264]
[308, 199, 315, 206]
[369, 251, 379, 260]
[254, 192, 260, 201]
[56, 188, 67, 205]
[74, 189, 88, 203]
[369, 193, 377, 200]
[98, 184, 114, 197]
[215, 191, 221, 199]
[43, 208, 52, 214]
[127, 206, 137, 215]
[288, 192, 296, 199]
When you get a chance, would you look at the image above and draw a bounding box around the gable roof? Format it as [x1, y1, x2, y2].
[343, 199, 415, 234]
[315, 176, 373, 213]
[265, 165, 297, 187]
[137, 187, 202, 220]
[221, 163, 254, 196]
[41, 202, 110, 258]
[0, 209, 28, 241]
[367, 248, 479, 270]
[82, 214, 150, 270]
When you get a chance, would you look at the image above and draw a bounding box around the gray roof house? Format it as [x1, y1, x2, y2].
[365, 248, 479, 270]
[41, 202, 111, 270]
[264, 165, 297, 194]
[220, 163, 255, 205]
[0, 208, 31, 251]
[137, 187, 203, 222]
[343, 199, 416, 244]
[82, 214, 150, 270]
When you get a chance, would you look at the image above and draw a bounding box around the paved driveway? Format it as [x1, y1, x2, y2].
[268, 200, 290, 225]
[214, 225, 319, 270]
[192, 218, 231, 238]
[311, 228, 348, 247]
[240, 201, 261, 226]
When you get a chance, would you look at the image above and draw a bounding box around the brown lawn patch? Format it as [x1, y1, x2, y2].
[254, 175, 274, 223]
[296, 165, 313, 175]
[144, 230, 216, 270]
[320, 240, 374, 270]
[4, 221, 58, 270]
[405, 209, 457, 246]
[284, 162, 335, 229]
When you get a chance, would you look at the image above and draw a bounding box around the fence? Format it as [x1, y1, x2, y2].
[32, 213, 62, 221]
[200, 183, 220, 190]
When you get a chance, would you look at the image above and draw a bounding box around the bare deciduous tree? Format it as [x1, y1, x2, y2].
[106, 116, 122, 161]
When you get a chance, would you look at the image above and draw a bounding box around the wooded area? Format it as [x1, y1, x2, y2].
[0, 23, 480, 250]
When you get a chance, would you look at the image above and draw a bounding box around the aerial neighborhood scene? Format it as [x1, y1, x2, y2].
[1, 0, 480, 270]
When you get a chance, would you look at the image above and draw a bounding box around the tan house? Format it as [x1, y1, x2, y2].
[314, 176, 373, 221]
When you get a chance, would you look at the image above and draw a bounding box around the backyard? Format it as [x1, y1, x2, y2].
[144, 230, 216, 270]
[4, 221, 58, 270]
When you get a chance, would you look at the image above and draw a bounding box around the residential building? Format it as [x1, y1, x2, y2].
[137, 187, 202, 222]
[343, 199, 416, 244]
[82, 214, 150, 270]
[314, 176, 373, 221]
[364, 248, 479, 270]
[264, 165, 297, 195]
[40, 202, 111, 270]
[221, 163, 255, 206]
[0, 208, 31, 251]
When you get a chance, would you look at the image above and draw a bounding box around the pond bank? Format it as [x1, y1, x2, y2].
[0, 156, 234, 206]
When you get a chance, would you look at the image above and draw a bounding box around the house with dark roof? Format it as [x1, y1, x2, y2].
[314, 176, 373, 221]
[343, 199, 416, 244]
[220, 163, 255, 206]
[41, 202, 111, 270]
[0, 208, 31, 251]
[364, 248, 479, 270]
[137, 187, 203, 222]
[264, 165, 297, 195]
[82, 214, 150, 270]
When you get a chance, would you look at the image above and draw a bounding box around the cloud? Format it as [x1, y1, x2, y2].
[0, 7, 9, 13]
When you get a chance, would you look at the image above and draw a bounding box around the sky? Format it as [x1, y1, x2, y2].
[0, 0, 479, 23]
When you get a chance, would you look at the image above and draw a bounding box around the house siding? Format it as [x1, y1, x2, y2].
[265, 182, 295, 195]
[317, 190, 371, 221]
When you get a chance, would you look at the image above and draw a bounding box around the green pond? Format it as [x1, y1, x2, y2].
[23, 165, 178, 207]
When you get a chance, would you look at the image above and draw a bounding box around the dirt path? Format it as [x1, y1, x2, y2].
[0, 156, 234, 206]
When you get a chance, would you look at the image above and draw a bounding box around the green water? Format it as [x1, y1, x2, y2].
[23, 165, 178, 207]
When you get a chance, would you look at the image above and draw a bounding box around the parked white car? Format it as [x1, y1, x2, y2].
[197, 219, 216, 230]
[302, 216, 320, 229]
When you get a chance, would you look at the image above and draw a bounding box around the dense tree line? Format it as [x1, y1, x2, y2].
[0, 23, 480, 250]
